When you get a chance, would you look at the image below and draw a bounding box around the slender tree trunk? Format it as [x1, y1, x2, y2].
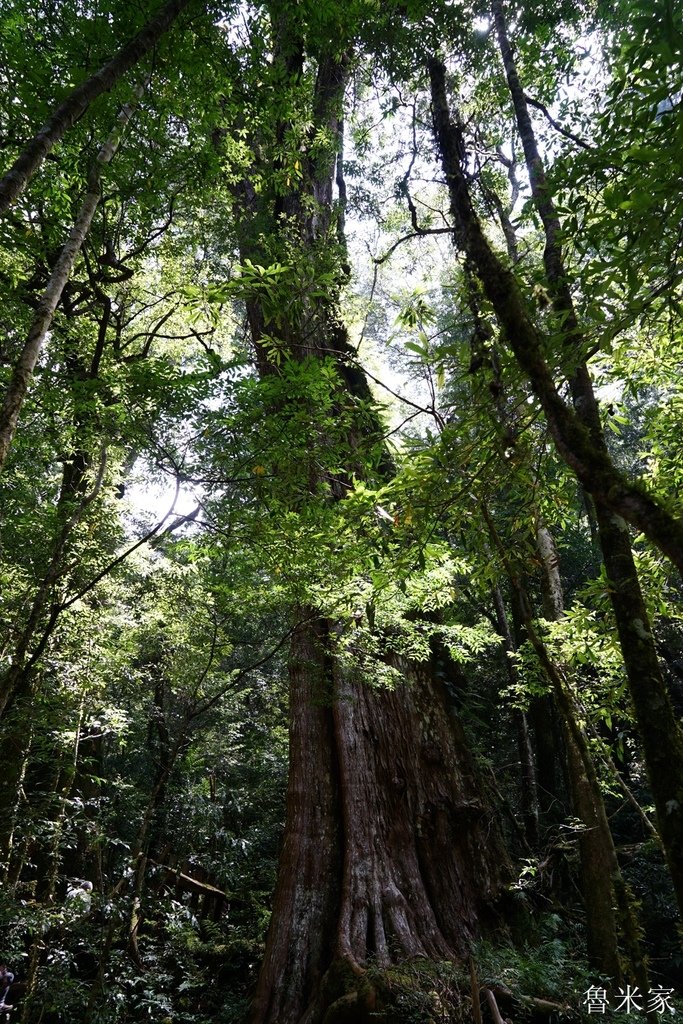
[128, 671, 175, 969]
[0, 187, 98, 468]
[508, 578, 568, 821]
[485, 504, 648, 986]
[0, 84, 145, 471]
[491, 585, 540, 847]
[563, 727, 622, 978]
[530, 623, 649, 994]
[485, 506, 623, 977]
[427, 58, 683, 574]
[489, 1, 683, 926]
[0, 0, 191, 215]
[0, 449, 106, 718]
[428, 56, 683, 924]
[536, 522, 563, 620]
[83, 763, 177, 1021]
[16, 698, 85, 1024]
[528, 695, 565, 820]
[0, 688, 36, 878]
[531, 522, 630, 982]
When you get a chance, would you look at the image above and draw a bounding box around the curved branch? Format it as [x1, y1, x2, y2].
[0, 0, 193, 214]
[523, 93, 596, 152]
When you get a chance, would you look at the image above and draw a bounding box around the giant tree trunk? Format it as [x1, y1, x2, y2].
[252, 618, 509, 1024]
[250, 619, 341, 1024]
[225, 23, 514, 1020]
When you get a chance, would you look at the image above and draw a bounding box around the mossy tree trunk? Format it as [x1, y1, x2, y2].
[532, 522, 647, 985]
[428, 55, 683, 927]
[490, 0, 683, 928]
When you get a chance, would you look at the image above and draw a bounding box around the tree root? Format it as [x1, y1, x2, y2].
[487, 982, 570, 1017]
[318, 956, 571, 1024]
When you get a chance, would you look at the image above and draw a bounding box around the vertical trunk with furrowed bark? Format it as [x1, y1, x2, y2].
[250, 619, 340, 1024]
[229, 22, 512, 1024]
[331, 655, 503, 971]
[252, 619, 509, 1024]
[428, 54, 683, 927]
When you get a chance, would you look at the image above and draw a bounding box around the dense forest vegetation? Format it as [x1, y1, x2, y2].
[0, 0, 682, 1021]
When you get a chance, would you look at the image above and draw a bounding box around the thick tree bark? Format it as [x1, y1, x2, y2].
[234, 30, 513, 1022]
[428, 56, 683, 923]
[250, 618, 341, 1024]
[246, 257, 512, 1019]
[0, 85, 144, 471]
[252, 619, 509, 1024]
[332, 655, 502, 968]
[0, 0, 191, 215]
